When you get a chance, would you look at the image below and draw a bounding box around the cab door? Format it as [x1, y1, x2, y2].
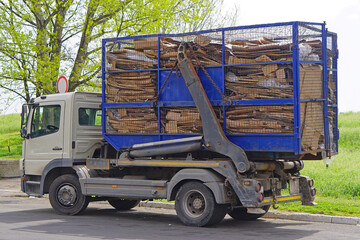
[24, 102, 65, 175]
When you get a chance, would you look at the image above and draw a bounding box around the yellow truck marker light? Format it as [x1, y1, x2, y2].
[112, 185, 117, 188]
[244, 181, 251, 186]
[263, 195, 302, 203]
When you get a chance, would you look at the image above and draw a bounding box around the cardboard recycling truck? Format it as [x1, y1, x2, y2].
[20, 21, 338, 227]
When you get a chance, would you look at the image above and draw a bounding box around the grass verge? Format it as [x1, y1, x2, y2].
[278, 112, 360, 215]
[280, 196, 360, 217]
[0, 114, 23, 158]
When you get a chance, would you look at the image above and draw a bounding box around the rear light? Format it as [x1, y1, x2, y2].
[244, 180, 251, 186]
[258, 193, 264, 202]
[255, 183, 261, 192]
[22, 176, 27, 181]
[308, 179, 314, 187]
[311, 188, 316, 196]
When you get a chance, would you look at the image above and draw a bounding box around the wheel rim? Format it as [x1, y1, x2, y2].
[183, 190, 206, 218]
[57, 184, 77, 207]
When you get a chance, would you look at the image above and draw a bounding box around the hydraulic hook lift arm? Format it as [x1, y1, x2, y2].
[177, 43, 252, 173]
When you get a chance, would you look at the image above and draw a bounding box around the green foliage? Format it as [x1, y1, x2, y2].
[0, 0, 226, 104]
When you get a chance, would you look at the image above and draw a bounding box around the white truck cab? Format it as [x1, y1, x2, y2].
[20, 92, 102, 195]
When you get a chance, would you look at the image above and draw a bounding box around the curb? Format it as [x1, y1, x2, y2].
[139, 201, 360, 225]
[264, 211, 360, 225]
[0, 160, 21, 178]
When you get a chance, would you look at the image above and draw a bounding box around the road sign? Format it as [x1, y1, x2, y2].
[56, 76, 68, 93]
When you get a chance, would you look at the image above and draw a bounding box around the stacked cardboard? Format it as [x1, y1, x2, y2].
[105, 35, 326, 151]
[160, 36, 223, 68]
[300, 102, 324, 151]
[162, 108, 202, 134]
[107, 108, 158, 133]
[106, 71, 157, 103]
[299, 64, 323, 99]
[107, 49, 157, 70]
[225, 67, 293, 100]
[226, 106, 294, 134]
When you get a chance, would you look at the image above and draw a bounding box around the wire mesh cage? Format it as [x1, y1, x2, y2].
[298, 23, 323, 62]
[102, 21, 338, 156]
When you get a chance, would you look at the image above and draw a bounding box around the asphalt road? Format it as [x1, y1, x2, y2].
[0, 178, 359, 240]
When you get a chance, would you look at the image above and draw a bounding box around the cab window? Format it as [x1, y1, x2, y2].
[79, 108, 101, 126]
[31, 105, 61, 138]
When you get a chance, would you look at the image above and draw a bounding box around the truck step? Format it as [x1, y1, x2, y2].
[80, 178, 167, 199]
[25, 181, 41, 185]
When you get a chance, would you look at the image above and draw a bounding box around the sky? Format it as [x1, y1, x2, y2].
[1, 0, 359, 114]
[223, 0, 360, 112]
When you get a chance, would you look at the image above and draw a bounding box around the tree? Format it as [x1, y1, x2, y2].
[0, 0, 237, 106]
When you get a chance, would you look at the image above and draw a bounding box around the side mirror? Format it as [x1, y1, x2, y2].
[20, 127, 29, 139]
[20, 104, 29, 138]
[20, 102, 37, 139]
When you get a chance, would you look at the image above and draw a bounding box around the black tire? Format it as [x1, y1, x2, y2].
[108, 199, 140, 211]
[228, 205, 270, 220]
[49, 174, 89, 215]
[175, 181, 228, 227]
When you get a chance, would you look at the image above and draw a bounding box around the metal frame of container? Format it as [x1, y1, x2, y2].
[101, 21, 338, 158]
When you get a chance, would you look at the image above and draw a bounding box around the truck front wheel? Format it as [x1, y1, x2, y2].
[108, 199, 140, 211]
[175, 181, 228, 227]
[49, 174, 89, 215]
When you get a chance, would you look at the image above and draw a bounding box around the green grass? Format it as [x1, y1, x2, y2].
[0, 114, 23, 158]
[280, 196, 360, 217]
[278, 111, 360, 215]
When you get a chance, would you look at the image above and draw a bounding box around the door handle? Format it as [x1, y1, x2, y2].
[52, 147, 63, 151]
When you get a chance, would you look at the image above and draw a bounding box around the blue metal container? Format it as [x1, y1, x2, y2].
[101, 21, 338, 160]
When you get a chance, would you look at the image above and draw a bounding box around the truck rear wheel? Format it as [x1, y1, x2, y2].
[175, 181, 228, 227]
[228, 205, 270, 220]
[49, 174, 89, 215]
[108, 199, 140, 211]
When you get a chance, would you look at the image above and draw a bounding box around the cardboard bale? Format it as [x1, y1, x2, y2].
[106, 71, 157, 103]
[162, 108, 203, 134]
[226, 105, 294, 134]
[134, 37, 159, 50]
[299, 64, 323, 99]
[107, 108, 158, 133]
[300, 102, 324, 151]
[225, 69, 293, 100]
